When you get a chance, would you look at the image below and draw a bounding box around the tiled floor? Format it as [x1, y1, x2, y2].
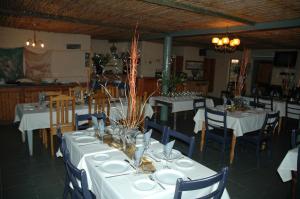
[0, 111, 296, 199]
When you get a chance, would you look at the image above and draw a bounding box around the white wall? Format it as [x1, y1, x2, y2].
[0, 26, 91, 83]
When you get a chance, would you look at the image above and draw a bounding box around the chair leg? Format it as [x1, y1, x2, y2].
[50, 134, 54, 157]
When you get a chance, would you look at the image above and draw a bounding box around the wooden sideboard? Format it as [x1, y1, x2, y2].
[0, 84, 79, 124]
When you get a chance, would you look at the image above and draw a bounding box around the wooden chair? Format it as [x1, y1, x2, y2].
[106, 85, 119, 98]
[88, 91, 110, 124]
[174, 167, 229, 199]
[165, 128, 195, 158]
[144, 118, 168, 144]
[40, 90, 62, 149]
[69, 86, 85, 104]
[49, 95, 75, 157]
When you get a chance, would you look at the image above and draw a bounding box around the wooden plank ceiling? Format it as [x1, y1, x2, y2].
[0, 0, 300, 49]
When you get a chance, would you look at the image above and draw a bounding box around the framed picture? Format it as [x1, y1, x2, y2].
[185, 60, 203, 70]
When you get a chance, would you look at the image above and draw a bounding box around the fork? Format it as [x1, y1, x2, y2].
[148, 175, 165, 190]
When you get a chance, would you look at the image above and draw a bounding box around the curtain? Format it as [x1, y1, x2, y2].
[24, 48, 52, 81]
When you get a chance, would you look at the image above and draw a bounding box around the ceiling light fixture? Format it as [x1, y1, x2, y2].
[25, 25, 45, 48]
[211, 35, 240, 53]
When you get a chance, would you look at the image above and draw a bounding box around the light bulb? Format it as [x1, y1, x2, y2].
[230, 40, 235, 47]
[233, 38, 240, 46]
[26, 41, 30, 46]
[217, 40, 223, 46]
[32, 42, 36, 47]
[212, 37, 219, 44]
[222, 37, 229, 45]
[40, 43, 44, 48]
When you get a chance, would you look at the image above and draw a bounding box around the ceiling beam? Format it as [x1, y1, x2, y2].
[0, 8, 163, 34]
[169, 18, 300, 37]
[142, 0, 255, 25]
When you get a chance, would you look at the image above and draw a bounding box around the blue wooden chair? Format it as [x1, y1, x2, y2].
[291, 129, 300, 148]
[257, 96, 273, 111]
[292, 147, 300, 199]
[165, 128, 195, 158]
[75, 112, 106, 130]
[204, 108, 231, 163]
[144, 118, 168, 144]
[56, 127, 72, 199]
[174, 167, 229, 199]
[193, 98, 206, 114]
[65, 158, 95, 199]
[238, 111, 279, 166]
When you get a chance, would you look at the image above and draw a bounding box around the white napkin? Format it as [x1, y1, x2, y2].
[143, 129, 152, 147]
[92, 115, 106, 137]
[164, 140, 175, 159]
[134, 146, 145, 167]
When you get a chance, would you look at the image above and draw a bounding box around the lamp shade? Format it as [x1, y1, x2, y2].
[233, 38, 240, 46]
[222, 37, 230, 45]
[212, 37, 219, 44]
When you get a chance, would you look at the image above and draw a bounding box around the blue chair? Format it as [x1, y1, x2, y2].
[291, 129, 300, 148]
[257, 96, 273, 111]
[292, 147, 300, 199]
[65, 157, 94, 199]
[238, 111, 279, 166]
[193, 98, 206, 114]
[165, 128, 195, 158]
[174, 167, 229, 199]
[75, 112, 106, 130]
[144, 118, 168, 144]
[56, 127, 71, 199]
[204, 108, 231, 163]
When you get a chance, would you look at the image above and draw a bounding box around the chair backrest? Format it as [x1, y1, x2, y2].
[69, 86, 85, 104]
[65, 158, 93, 199]
[106, 85, 119, 98]
[257, 96, 273, 111]
[50, 95, 75, 132]
[174, 167, 229, 199]
[75, 112, 106, 130]
[165, 128, 195, 158]
[89, 91, 109, 116]
[291, 129, 300, 148]
[144, 118, 168, 144]
[43, 91, 62, 101]
[205, 108, 228, 139]
[193, 98, 206, 114]
[286, 101, 300, 120]
[249, 101, 265, 109]
[261, 111, 279, 136]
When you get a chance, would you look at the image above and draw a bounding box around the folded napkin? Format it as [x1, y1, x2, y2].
[91, 116, 105, 137]
[143, 129, 152, 148]
[164, 140, 175, 159]
[134, 146, 145, 168]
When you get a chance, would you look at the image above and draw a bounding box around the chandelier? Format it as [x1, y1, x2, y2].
[25, 29, 45, 48]
[211, 35, 240, 52]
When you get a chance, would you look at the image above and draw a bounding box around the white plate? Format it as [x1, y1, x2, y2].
[154, 169, 185, 185]
[92, 153, 110, 162]
[133, 179, 156, 191]
[175, 159, 194, 168]
[72, 131, 85, 136]
[153, 149, 182, 160]
[75, 136, 97, 144]
[101, 160, 130, 174]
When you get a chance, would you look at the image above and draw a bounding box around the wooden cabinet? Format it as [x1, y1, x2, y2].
[0, 84, 78, 124]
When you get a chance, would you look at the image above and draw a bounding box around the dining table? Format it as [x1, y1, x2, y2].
[63, 128, 230, 199]
[149, 95, 214, 130]
[193, 106, 268, 164]
[277, 147, 298, 182]
[14, 100, 153, 156]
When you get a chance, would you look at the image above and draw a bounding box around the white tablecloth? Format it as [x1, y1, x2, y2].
[193, 107, 267, 136]
[149, 96, 214, 113]
[65, 132, 230, 199]
[277, 147, 298, 182]
[14, 102, 153, 156]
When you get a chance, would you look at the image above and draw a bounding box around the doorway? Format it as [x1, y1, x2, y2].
[251, 60, 273, 94]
